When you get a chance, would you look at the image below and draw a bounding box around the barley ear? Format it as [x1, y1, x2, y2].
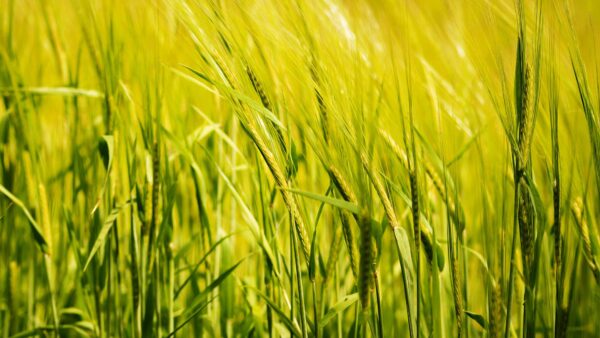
[358, 212, 374, 310]
[489, 282, 502, 338]
[340, 210, 359, 279]
[571, 198, 600, 283]
[451, 251, 463, 336]
[517, 63, 532, 170]
[518, 179, 534, 271]
[327, 165, 359, 277]
[324, 226, 343, 283]
[328, 165, 357, 204]
[242, 119, 311, 260]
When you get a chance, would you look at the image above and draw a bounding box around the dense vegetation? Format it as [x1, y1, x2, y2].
[1, 0, 600, 336]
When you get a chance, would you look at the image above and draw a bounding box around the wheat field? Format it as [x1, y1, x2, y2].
[1, 0, 600, 337]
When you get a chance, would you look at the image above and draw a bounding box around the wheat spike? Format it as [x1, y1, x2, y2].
[245, 65, 288, 156]
[451, 252, 463, 336]
[324, 226, 343, 283]
[358, 212, 374, 310]
[327, 165, 359, 278]
[518, 179, 534, 270]
[360, 153, 400, 230]
[380, 128, 460, 242]
[423, 159, 457, 217]
[309, 58, 329, 143]
[489, 282, 502, 338]
[242, 119, 311, 260]
[328, 165, 357, 204]
[553, 179, 561, 274]
[340, 210, 359, 279]
[517, 63, 532, 169]
[571, 197, 600, 283]
[246, 66, 272, 112]
[359, 151, 435, 266]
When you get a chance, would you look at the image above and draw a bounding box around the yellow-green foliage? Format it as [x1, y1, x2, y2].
[1, 0, 600, 337]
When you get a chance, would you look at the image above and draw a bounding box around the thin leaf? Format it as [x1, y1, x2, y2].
[465, 311, 487, 329]
[393, 226, 416, 335]
[183, 259, 245, 318]
[98, 135, 114, 171]
[281, 187, 360, 214]
[0, 184, 48, 253]
[175, 232, 239, 298]
[83, 201, 131, 272]
[319, 293, 359, 329]
[244, 284, 302, 337]
[165, 296, 217, 338]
